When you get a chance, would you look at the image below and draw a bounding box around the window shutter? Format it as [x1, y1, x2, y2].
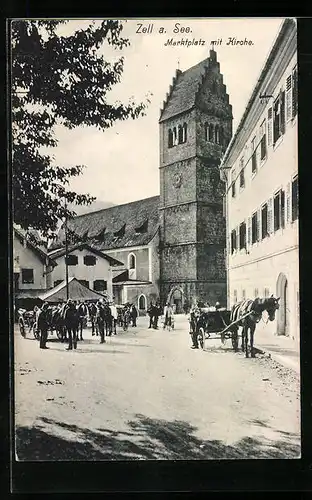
[257, 209, 261, 241]
[247, 216, 252, 247]
[286, 182, 291, 223]
[286, 75, 292, 122]
[267, 108, 273, 146]
[281, 190, 285, 228]
[280, 91, 285, 134]
[267, 198, 273, 234]
[292, 67, 298, 118]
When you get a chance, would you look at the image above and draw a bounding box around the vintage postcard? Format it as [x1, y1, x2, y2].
[11, 18, 300, 465]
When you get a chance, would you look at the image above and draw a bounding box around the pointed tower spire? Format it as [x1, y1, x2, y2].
[209, 41, 217, 62]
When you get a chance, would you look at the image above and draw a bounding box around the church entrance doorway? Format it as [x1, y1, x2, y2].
[276, 272, 289, 336]
[168, 288, 184, 314]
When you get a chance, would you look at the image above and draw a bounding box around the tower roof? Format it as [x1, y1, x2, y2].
[159, 50, 218, 123]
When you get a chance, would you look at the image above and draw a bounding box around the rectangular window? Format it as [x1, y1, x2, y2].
[242, 289, 246, 300]
[273, 190, 285, 231]
[21, 268, 34, 284]
[260, 120, 266, 160]
[233, 290, 237, 303]
[261, 203, 268, 239]
[292, 175, 299, 221]
[254, 288, 259, 298]
[268, 107, 273, 146]
[84, 255, 96, 266]
[273, 91, 285, 144]
[231, 181, 236, 198]
[239, 222, 246, 250]
[93, 280, 107, 292]
[251, 136, 257, 173]
[231, 229, 237, 254]
[264, 287, 270, 298]
[292, 66, 298, 118]
[251, 212, 258, 244]
[65, 255, 78, 266]
[274, 192, 281, 231]
[273, 96, 281, 144]
[239, 168, 245, 188]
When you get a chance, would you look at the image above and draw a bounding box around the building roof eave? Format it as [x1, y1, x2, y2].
[220, 18, 296, 168]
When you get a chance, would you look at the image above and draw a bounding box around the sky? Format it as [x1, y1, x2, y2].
[48, 18, 285, 207]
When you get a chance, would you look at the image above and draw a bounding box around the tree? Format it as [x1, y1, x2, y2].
[11, 20, 150, 238]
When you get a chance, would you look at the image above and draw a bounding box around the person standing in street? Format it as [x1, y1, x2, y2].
[77, 300, 88, 341]
[109, 300, 118, 335]
[163, 302, 174, 331]
[130, 304, 138, 327]
[64, 300, 79, 350]
[153, 302, 162, 330]
[147, 301, 155, 329]
[37, 302, 50, 349]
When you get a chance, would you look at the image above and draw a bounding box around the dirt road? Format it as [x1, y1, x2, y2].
[14, 315, 301, 460]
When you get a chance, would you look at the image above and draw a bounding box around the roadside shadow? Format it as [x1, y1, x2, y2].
[15, 414, 301, 461]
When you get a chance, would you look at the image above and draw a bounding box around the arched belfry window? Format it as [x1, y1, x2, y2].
[173, 127, 178, 146]
[128, 252, 136, 280]
[219, 126, 224, 146]
[182, 123, 187, 143]
[178, 125, 183, 144]
[168, 129, 173, 148]
[204, 122, 209, 141]
[209, 124, 214, 142]
[215, 124, 220, 144]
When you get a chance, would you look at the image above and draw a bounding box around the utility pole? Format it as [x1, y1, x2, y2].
[64, 201, 69, 301]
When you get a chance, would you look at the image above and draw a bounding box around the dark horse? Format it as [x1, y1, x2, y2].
[95, 302, 113, 343]
[230, 296, 280, 358]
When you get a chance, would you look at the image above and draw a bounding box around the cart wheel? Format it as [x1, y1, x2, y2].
[32, 327, 40, 340]
[198, 328, 204, 349]
[231, 331, 238, 352]
[19, 320, 26, 338]
[56, 329, 63, 341]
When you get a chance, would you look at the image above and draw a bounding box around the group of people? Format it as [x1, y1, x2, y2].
[33, 299, 138, 351]
[147, 301, 175, 330]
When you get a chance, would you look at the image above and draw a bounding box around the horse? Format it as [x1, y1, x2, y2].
[88, 303, 98, 336]
[230, 295, 280, 358]
[95, 302, 113, 343]
[49, 306, 67, 342]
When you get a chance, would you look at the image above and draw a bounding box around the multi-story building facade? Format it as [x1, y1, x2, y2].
[49, 243, 123, 300]
[220, 19, 299, 345]
[13, 225, 56, 295]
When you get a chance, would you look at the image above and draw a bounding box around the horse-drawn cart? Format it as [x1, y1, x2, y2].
[193, 308, 255, 352]
[193, 309, 238, 351]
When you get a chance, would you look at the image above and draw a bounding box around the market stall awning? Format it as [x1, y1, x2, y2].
[37, 277, 108, 303]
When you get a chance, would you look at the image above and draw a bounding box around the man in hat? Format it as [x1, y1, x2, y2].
[64, 299, 79, 350]
[109, 299, 118, 335]
[37, 302, 50, 349]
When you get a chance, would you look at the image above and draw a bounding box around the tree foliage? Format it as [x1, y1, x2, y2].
[11, 20, 149, 237]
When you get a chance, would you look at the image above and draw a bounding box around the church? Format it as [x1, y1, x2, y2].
[49, 47, 233, 314]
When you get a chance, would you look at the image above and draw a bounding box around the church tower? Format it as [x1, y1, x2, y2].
[158, 48, 233, 310]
